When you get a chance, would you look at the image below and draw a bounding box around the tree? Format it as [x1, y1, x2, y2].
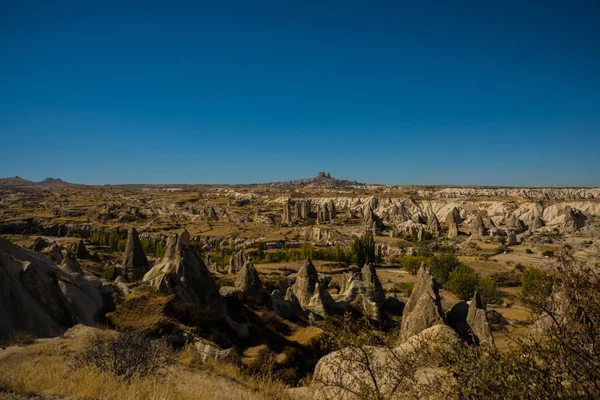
[351, 232, 376, 266]
[476, 276, 501, 305]
[257, 241, 265, 260]
[520, 266, 552, 307]
[447, 264, 479, 300]
[428, 254, 461, 284]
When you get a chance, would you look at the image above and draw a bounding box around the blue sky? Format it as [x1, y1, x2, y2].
[1, 1, 599, 186]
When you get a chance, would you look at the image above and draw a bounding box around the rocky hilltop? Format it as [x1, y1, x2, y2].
[0, 176, 76, 187]
[264, 172, 364, 189]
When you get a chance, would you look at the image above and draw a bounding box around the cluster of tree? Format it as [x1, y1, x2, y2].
[401, 253, 501, 304]
[91, 230, 125, 252]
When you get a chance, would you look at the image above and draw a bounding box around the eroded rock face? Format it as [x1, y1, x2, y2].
[121, 228, 149, 282]
[562, 206, 586, 233]
[234, 261, 263, 303]
[286, 258, 319, 308]
[0, 237, 110, 339]
[399, 264, 445, 342]
[446, 211, 460, 239]
[471, 214, 486, 238]
[228, 249, 247, 274]
[61, 251, 82, 273]
[364, 207, 383, 235]
[427, 213, 442, 238]
[467, 292, 494, 346]
[143, 232, 224, 318]
[530, 215, 545, 231]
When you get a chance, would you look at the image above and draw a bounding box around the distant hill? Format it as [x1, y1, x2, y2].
[0, 176, 78, 187]
[264, 172, 364, 189]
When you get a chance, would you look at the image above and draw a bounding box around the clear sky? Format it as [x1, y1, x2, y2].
[1, 1, 599, 186]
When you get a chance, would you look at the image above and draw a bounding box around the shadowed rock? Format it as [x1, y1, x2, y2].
[399, 264, 445, 342]
[228, 249, 247, 274]
[32, 237, 50, 252]
[467, 292, 494, 346]
[61, 251, 82, 273]
[427, 213, 442, 238]
[75, 240, 90, 259]
[121, 228, 149, 281]
[234, 260, 263, 303]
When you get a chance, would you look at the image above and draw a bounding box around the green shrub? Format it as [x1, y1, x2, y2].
[520, 267, 552, 307]
[525, 248, 533, 254]
[476, 276, 501, 304]
[447, 264, 479, 300]
[429, 254, 461, 284]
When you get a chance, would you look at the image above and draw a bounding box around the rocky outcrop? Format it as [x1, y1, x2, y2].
[228, 249, 248, 274]
[75, 240, 90, 259]
[399, 264, 445, 342]
[530, 215, 545, 231]
[426, 213, 442, 238]
[0, 237, 112, 339]
[507, 231, 518, 246]
[312, 324, 460, 400]
[61, 251, 82, 273]
[467, 292, 494, 346]
[471, 214, 486, 238]
[364, 207, 383, 235]
[445, 210, 460, 239]
[143, 231, 224, 318]
[121, 228, 149, 282]
[32, 237, 50, 252]
[562, 206, 586, 233]
[317, 201, 336, 224]
[234, 261, 263, 303]
[335, 264, 386, 321]
[307, 282, 336, 318]
[286, 258, 319, 308]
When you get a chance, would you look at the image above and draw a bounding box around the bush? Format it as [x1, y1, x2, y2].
[476, 276, 501, 304]
[428, 254, 461, 284]
[76, 331, 173, 380]
[525, 248, 533, 254]
[447, 264, 479, 300]
[542, 250, 555, 258]
[520, 267, 552, 307]
[401, 255, 428, 275]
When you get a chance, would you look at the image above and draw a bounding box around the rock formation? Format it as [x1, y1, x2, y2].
[228, 249, 248, 274]
[530, 215, 545, 231]
[121, 228, 149, 281]
[363, 206, 383, 235]
[445, 210, 460, 239]
[75, 239, 90, 259]
[426, 213, 442, 238]
[32, 237, 50, 252]
[286, 258, 319, 308]
[317, 202, 335, 224]
[61, 251, 82, 273]
[506, 231, 518, 246]
[466, 292, 494, 346]
[471, 214, 486, 238]
[143, 232, 223, 317]
[234, 261, 263, 303]
[399, 264, 445, 342]
[0, 237, 111, 339]
[562, 206, 586, 233]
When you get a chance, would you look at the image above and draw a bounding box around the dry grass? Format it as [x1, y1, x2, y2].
[0, 331, 291, 400]
[106, 286, 178, 333]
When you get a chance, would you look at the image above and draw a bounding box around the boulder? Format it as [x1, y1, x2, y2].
[426, 213, 442, 238]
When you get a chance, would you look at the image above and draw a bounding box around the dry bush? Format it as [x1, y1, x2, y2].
[0, 331, 36, 347]
[75, 330, 174, 380]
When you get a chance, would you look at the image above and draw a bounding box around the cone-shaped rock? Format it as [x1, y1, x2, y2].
[287, 258, 318, 308]
[427, 213, 442, 238]
[75, 240, 90, 259]
[361, 263, 385, 305]
[32, 237, 50, 252]
[530, 215, 545, 231]
[122, 228, 149, 281]
[234, 260, 263, 303]
[446, 211, 460, 239]
[143, 232, 223, 317]
[472, 214, 486, 238]
[466, 292, 494, 346]
[399, 263, 445, 342]
[61, 251, 81, 273]
[228, 249, 247, 274]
